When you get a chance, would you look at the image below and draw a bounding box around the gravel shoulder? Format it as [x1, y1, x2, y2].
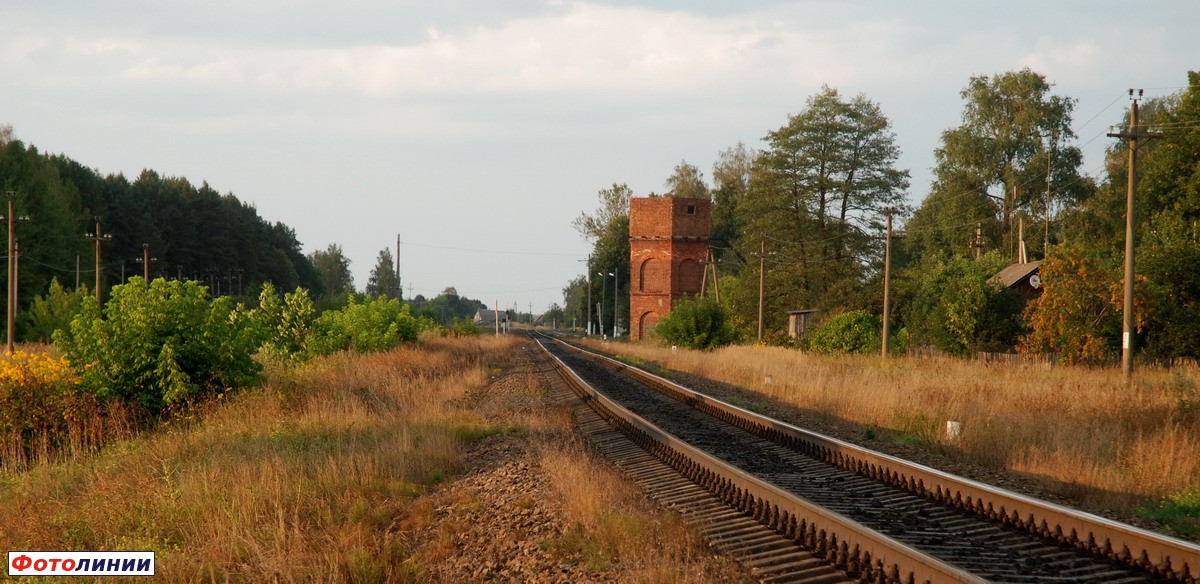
[401, 340, 753, 583]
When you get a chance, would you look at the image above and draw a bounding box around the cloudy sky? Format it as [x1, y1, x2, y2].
[2, 1, 1196, 313]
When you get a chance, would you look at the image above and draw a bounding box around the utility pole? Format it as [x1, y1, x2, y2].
[137, 243, 157, 281]
[4, 193, 30, 354]
[76, 254, 81, 290]
[586, 269, 592, 335]
[881, 210, 893, 358]
[1045, 133, 1054, 255]
[598, 271, 607, 337]
[613, 268, 619, 337]
[973, 223, 984, 259]
[757, 239, 765, 343]
[396, 234, 402, 300]
[5, 191, 16, 354]
[84, 218, 112, 303]
[494, 299, 500, 337]
[1108, 89, 1161, 381]
[11, 240, 19, 333]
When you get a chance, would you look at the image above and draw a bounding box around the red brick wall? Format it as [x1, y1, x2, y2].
[629, 197, 710, 341]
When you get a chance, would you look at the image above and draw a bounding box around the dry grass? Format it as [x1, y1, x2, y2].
[0, 335, 519, 582]
[537, 431, 746, 582]
[588, 340, 1200, 516]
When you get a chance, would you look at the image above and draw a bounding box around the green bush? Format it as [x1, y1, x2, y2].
[53, 278, 263, 413]
[805, 310, 881, 354]
[253, 283, 318, 361]
[447, 317, 480, 337]
[654, 296, 734, 350]
[22, 278, 88, 343]
[308, 296, 424, 355]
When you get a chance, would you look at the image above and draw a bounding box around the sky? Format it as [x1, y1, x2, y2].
[1, 1, 1197, 314]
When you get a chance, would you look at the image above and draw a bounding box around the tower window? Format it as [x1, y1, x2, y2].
[686, 203, 696, 215]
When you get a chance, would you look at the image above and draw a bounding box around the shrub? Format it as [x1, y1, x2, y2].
[0, 351, 81, 450]
[654, 296, 734, 350]
[805, 310, 881, 354]
[903, 252, 1024, 356]
[22, 278, 88, 343]
[54, 278, 263, 413]
[253, 284, 318, 361]
[447, 317, 480, 337]
[308, 296, 424, 355]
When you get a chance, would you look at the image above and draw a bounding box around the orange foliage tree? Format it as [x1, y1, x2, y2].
[1019, 246, 1121, 364]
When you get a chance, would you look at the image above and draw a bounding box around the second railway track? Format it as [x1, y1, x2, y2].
[532, 332, 1200, 583]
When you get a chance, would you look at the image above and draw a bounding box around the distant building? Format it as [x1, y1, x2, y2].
[787, 309, 820, 339]
[990, 260, 1044, 297]
[628, 197, 711, 341]
[473, 309, 509, 327]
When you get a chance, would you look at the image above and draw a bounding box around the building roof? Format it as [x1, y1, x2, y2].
[991, 260, 1042, 288]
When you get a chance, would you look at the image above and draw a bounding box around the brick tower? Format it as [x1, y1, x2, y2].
[629, 197, 711, 341]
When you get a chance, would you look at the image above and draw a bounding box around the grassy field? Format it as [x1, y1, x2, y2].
[587, 339, 1200, 536]
[0, 337, 513, 581]
[0, 335, 746, 582]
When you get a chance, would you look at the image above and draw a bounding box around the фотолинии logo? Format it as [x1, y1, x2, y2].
[7, 551, 155, 577]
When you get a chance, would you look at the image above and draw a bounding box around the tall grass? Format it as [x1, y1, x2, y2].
[0, 336, 517, 582]
[591, 340, 1200, 516]
[538, 439, 746, 582]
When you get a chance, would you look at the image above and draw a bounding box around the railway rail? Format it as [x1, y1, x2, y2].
[531, 332, 1200, 583]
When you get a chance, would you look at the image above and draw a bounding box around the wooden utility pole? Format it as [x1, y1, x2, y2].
[1107, 90, 1161, 381]
[973, 223, 983, 259]
[881, 210, 893, 358]
[709, 249, 720, 304]
[757, 239, 765, 343]
[136, 243, 157, 281]
[494, 299, 500, 337]
[5, 191, 15, 354]
[396, 234, 402, 300]
[13, 240, 19, 322]
[1045, 133, 1054, 255]
[84, 218, 112, 302]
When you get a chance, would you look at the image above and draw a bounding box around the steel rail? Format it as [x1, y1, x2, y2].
[535, 334, 988, 584]
[546, 334, 1200, 583]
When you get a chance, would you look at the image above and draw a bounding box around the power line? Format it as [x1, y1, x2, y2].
[399, 240, 585, 257]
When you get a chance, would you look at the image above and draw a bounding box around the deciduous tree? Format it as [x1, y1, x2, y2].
[309, 243, 354, 297]
[913, 69, 1087, 262]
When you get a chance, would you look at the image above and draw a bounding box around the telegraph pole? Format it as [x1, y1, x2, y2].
[12, 240, 19, 321]
[396, 234, 402, 300]
[881, 210, 893, 358]
[1107, 90, 1161, 381]
[5, 191, 15, 354]
[757, 239, 765, 342]
[1044, 133, 1054, 255]
[84, 218, 112, 302]
[612, 268, 619, 337]
[137, 244, 157, 281]
[4, 193, 29, 354]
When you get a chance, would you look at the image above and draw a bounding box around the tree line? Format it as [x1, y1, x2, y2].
[563, 69, 1200, 363]
[0, 129, 321, 336]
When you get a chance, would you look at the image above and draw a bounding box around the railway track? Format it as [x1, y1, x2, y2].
[531, 332, 1200, 583]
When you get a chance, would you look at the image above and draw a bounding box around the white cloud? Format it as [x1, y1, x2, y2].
[6, 3, 920, 102]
